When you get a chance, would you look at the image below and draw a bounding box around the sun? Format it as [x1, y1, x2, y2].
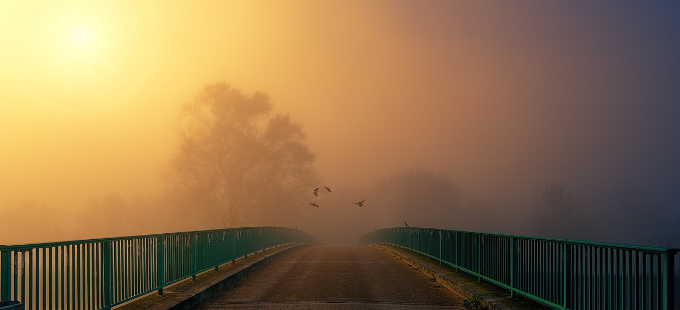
[2, 2, 162, 115]
[69, 26, 93, 48]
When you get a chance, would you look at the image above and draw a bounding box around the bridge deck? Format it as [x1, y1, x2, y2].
[191, 246, 464, 310]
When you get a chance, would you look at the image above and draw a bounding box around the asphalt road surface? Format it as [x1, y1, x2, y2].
[191, 246, 465, 310]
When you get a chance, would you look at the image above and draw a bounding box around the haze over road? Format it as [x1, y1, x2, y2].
[191, 246, 464, 309]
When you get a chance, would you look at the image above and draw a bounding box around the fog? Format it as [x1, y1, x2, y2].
[1, 1, 679, 248]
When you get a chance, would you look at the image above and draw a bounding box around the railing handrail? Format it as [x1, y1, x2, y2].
[0, 226, 297, 249]
[393, 226, 679, 254]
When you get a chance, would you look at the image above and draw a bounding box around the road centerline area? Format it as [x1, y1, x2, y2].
[191, 246, 465, 310]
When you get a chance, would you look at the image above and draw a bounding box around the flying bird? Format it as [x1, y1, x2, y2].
[404, 221, 409, 227]
[324, 186, 332, 192]
[313, 188, 319, 197]
[354, 199, 365, 207]
[309, 202, 320, 208]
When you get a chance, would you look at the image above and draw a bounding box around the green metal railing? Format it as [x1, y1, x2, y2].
[0, 227, 314, 310]
[362, 227, 678, 310]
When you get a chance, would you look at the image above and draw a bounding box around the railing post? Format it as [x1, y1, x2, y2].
[663, 249, 677, 310]
[670, 250, 677, 310]
[427, 230, 431, 258]
[454, 231, 459, 272]
[253, 229, 258, 255]
[245, 229, 249, 259]
[103, 241, 113, 309]
[510, 237, 515, 297]
[156, 235, 165, 295]
[214, 231, 220, 272]
[192, 233, 197, 281]
[439, 230, 442, 265]
[477, 234, 482, 282]
[1, 249, 11, 301]
[232, 231, 236, 265]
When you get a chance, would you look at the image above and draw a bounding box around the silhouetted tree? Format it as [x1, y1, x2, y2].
[533, 183, 595, 240]
[165, 83, 318, 227]
[537, 183, 575, 213]
[372, 167, 461, 228]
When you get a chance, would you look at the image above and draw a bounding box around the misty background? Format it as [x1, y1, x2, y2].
[1, 1, 679, 251]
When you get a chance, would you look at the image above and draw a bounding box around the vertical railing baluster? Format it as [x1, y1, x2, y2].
[232, 230, 236, 265]
[621, 249, 626, 310]
[40, 247, 45, 310]
[477, 234, 482, 282]
[75, 245, 79, 310]
[49, 247, 53, 310]
[103, 241, 112, 310]
[438, 230, 442, 265]
[656, 254, 666, 309]
[214, 232, 220, 272]
[662, 249, 677, 310]
[58, 247, 63, 310]
[0, 248, 11, 302]
[561, 242, 571, 309]
[668, 249, 676, 310]
[27, 250, 32, 310]
[510, 237, 515, 297]
[84, 244, 88, 310]
[244, 230, 249, 260]
[192, 233, 197, 281]
[156, 235, 164, 296]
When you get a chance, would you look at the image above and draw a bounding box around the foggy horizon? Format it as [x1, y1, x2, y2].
[2, 1, 680, 248]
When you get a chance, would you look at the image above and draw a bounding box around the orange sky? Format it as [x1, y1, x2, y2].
[2, 1, 680, 244]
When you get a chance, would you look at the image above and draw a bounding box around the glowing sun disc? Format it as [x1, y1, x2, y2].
[69, 26, 92, 48]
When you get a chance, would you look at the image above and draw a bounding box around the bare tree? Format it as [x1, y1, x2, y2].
[165, 83, 318, 227]
[537, 183, 575, 213]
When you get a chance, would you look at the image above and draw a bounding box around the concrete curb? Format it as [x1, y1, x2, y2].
[166, 244, 304, 310]
[371, 244, 513, 310]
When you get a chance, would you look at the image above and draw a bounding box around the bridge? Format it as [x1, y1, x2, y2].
[0, 227, 677, 310]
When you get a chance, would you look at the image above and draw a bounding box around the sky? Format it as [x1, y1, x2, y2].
[1, 1, 679, 245]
